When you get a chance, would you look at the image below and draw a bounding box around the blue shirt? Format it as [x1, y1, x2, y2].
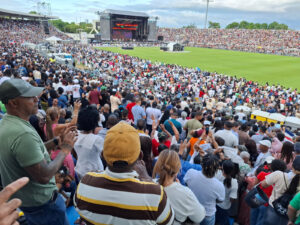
[131, 105, 146, 125]
[58, 95, 68, 108]
[178, 160, 202, 185]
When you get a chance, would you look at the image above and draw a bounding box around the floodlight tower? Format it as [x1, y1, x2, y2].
[37, 0, 52, 16]
[204, 0, 214, 29]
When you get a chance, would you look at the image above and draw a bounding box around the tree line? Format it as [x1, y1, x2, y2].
[182, 21, 289, 30]
[28, 12, 93, 33]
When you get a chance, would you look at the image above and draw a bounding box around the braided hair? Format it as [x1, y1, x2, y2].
[202, 154, 220, 178]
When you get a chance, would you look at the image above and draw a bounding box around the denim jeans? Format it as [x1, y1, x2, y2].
[20, 193, 69, 225]
[216, 206, 230, 225]
[200, 215, 215, 225]
[250, 205, 266, 225]
[263, 206, 288, 225]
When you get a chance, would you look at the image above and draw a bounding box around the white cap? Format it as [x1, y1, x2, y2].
[265, 156, 275, 164]
[259, 140, 271, 148]
[73, 79, 79, 84]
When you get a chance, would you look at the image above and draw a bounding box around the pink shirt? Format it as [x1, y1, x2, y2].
[51, 150, 75, 178]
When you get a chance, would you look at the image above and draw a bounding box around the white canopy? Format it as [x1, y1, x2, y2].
[252, 110, 270, 118]
[285, 117, 300, 129]
[45, 36, 62, 44]
[268, 113, 286, 122]
[235, 106, 251, 113]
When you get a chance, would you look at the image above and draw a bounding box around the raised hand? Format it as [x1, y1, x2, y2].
[60, 126, 77, 154]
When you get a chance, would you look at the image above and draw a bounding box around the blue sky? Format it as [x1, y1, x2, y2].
[3, 0, 300, 29]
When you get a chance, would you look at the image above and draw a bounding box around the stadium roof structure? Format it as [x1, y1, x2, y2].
[102, 9, 149, 18]
[0, 8, 58, 20]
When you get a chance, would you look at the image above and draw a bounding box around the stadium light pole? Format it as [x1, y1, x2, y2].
[204, 0, 213, 29]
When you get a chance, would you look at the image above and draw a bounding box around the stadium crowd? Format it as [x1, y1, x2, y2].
[158, 28, 300, 57]
[0, 18, 300, 225]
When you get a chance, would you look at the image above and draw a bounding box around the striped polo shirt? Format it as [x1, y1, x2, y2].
[75, 168, 174, 225]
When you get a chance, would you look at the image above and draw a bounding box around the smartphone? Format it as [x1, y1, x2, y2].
[206, 127, 209, 135]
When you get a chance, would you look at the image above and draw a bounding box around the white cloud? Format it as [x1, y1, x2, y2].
[0, 0, 299, 29]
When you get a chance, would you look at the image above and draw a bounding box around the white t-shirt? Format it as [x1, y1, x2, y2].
[216, 173, 238, 210]
[214, 129, 238, 148]
[265, 170, 295, 206]
[184, 169, 225, 216]
[164, 182, 206, 224]
[74, 133, 104, 179]
[72, 84, 81, 99]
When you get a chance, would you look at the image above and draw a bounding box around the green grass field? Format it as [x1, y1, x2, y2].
[97, 47, 300, 89]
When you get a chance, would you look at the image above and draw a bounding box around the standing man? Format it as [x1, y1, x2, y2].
[184, 112, 203, 139]
[146, 101, 161, 134]
[132, 97, 146, 126]
[0, 79, 76, 225]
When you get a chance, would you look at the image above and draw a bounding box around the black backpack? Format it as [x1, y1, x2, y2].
[272, 173, 294, 218]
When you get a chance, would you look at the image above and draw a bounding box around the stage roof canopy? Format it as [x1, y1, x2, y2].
[0, 8, 58, 20]
[103, 9, 149, 18]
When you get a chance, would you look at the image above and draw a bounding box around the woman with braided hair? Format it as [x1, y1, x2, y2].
[153, 150, 205, 225]
[184, 154, 225, 225]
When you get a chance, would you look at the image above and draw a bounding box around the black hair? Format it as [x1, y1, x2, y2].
[159, 110, 170, 125]
[201, 154, 219, 178]
[281, 142, 294, 165]
[137, 119, 146, 131]
[285, 174, 300, 196]
[213, 120, 224, 133]
[193, 154, 202, 165]
[255, 165, 270, 176]
[29, 115, 46, 142]
[222, 160, 235, 188]
[140, 136, 153, 176]
[270, 159, 287, 172]
[77, 106, 100, 132]
[57, 87, 64, 95]
[215, 136, 225, 146]
[158, 144, 168, 154]
[277, 132, 285, 142]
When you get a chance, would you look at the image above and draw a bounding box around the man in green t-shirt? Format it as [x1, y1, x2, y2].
[0, 79, 77, 225]
[184, 111, 203, 139]
[288, 192, 300, 225]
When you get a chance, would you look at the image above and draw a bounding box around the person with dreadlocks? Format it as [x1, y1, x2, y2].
[184, 154, 225, 225]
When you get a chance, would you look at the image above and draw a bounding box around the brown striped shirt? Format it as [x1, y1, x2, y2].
[75, 168, 174, 225]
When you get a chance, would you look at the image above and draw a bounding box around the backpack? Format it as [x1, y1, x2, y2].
[272, 172, 294, 218]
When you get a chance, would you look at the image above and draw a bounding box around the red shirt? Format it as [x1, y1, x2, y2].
[126, 102, 136, 121]
[89, 90, 100, 105]
[151, 139, 171, 157]
[257, 171, 273, 205]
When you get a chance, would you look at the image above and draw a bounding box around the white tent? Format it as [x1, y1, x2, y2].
[235, 106, 251, 113]
[268, 113, 286, 122]
[45, 36, 62, 44]
[285, 117, 300, 130]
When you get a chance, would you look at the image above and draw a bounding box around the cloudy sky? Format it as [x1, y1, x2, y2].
[3, 0, 300, 29]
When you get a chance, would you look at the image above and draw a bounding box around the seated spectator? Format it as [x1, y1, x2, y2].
[75, 122, 174, 224]
[153, 149, 206, 224]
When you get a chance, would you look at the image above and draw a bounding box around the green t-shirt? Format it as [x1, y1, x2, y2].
[290, 192, 300, 224]
[0, 115, 56, 207]
[184, 119, 203, 138]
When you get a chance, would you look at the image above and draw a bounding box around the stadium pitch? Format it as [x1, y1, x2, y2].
[97, 47, 300, 90]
